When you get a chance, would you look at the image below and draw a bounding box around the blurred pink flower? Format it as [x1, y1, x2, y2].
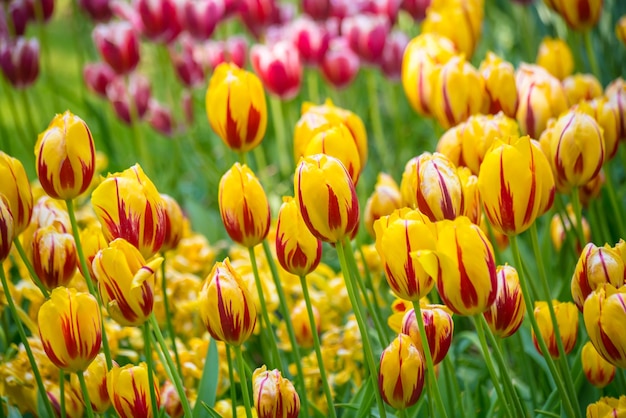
[251, 40, 302, 100]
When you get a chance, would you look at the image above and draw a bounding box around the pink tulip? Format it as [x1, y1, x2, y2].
[290, 16, 330, 66]
[147, 99, 174, 136]
[180, 0, 224, 40]
[0, 37, 39, 88]
[379, 30, 409, 81]
[79, 0, 113, 21]
[321, 36, 359, 89]
[106, 73, 152, 124]
[93, 21, 140, 75]
[83, 61, 116, 96]
[341, 13, 389, 64]
[251, 40, 302, 100]
[400, 0, 431, 20]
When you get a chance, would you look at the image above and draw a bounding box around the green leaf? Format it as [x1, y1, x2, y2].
[201, 401, 224, 418]
[36, 392, 52, 418]
[534, 409, 562, 418]
[193, 337, 219, 418]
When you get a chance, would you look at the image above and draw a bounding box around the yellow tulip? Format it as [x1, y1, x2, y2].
[364, 173, 403, 237]
[70, 353, 113, 413]
[576, 99, 621, 161]
[78, 223, 108, 282]
[293, 110, 336, 163]
[31, 225, 78, 290]
[290, 299, 319, 348]
[107, 363, 160, 418]
[582, 341, 616, 388]
[458, 166, 481, 224]
[160, 194, 185, 252]
[479, 52, 518, 118]
[563, 74, 602, 105]
[35, 111, 96, 200]
[532, 300, 579, 358]
[605, 78, 625, 138]
[549, 204, 590, 253]
[586, 395, 626, 418]
[0, 195, 15, 262]
[47, 382, 85, 418]
[402, 305, 454, 364]
[483, 265, 525, 338]
[617, 16, 626, 47]
[205, 62, 268, 153]
[0, 152, 33, 234]
[536, 37, 574, 81]
[252, 365, 301, 418]
[544, 0, 602, 30]
[435, 125, 464, 167]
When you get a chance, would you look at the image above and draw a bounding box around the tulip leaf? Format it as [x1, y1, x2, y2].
[192, 337, 219, 418]
[36, 392, 52, 418]
[200, 402, 223, 418]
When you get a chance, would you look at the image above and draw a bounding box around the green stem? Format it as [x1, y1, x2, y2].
[0, 267, 56, 418]
[411, 301, 449, 418]
[1, 79, 31, 157]
[336, 239, 387, 418]
[12, 238, 49, 298]
[160, 257, 183, 376]
[510, 236, 578, 418]
[59, 370, 66, 418]
[603, 167, 626, 237]
[260, 241, 311, 415]
[143, 322, 160, 417]
[77, 370, 95, 418]
[356, 245, 390, 339]
[299, 275, 337, 418]
[126, 74, 153, 176]
[569, 188, 587, 248]
[32, 1, 59, 112]
[307, 69, 320, 104]
[366, 70, 391, 171]
[518, 4, 536, 63]
[248, 246, 282, 369]
[19, 90, 38, 143]
[443, 356, 464, 418]
[582, 31, 600, 79]
[269, 95, 291, 178]
[233, 345, 254, 418]
[149, 314, 193, 417]
[553, 195, 579, 256]
[226, 344, 238, 418]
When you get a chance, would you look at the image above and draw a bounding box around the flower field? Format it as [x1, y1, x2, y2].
[1, 0, 626, 416]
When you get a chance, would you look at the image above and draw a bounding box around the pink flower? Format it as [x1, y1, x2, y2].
[0, 37, 39, 88]
[93, 21, 140, 75]
[251, 40, 302, 100]
[321, 37, 359, 89]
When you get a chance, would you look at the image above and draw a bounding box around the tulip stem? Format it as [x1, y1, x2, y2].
[143, 322, 160, 417]
[300, 275, 337, 418]
[0, 267, 56, 418]
[12, 238, 49, 298]
[307, 70, 320, 104]
[509, 235, 579, 418]
[366, 70, 391, 171]
[411, 301, 449, 418]
[603, 167, 626, 238]
[18, 90, 38, 144]
[247, 246, 282, 370]
[569, 188, 588, 248]
[261, 241, 311, 415]
[225, 344, 238, 418]
[269, 96, 291, 178]
[126, 74, 153, 177]
[553, 195, 580, 256]
[233, 345, 254, 418]
[160, 257, 183, 377]
[356, 244, 391, 340]
[442, 356, 464, 417]
[59, 370, 66, 418]
[582, 31, 600, 79]
[336, 240, 387, 418]
[65, 198, 114, 370]
[1, 79, 31, 157]
[77, 371, 95, 418]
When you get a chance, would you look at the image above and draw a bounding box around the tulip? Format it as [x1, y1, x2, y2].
[435, 125, 464, 167]
[205, 62, 268, 153]
[290, 299, 319, 348]
[31, 225, 77, 290]
[379, 30, 409, 81]
[605, 78, 625, 139]
[458, 167, 481, 225]
[536, 37, 574, 81]
[587, 395, 626, 418]
[416, 217, 497, 316]
[549, 204, 590, 252]
[160, 194, 185, 252]
[91, 164, 166, 259]
[218, 163, 270, 248]
[198, 37, 248, 71]
[618, 16, 626, 47]
[121, 0, 181, 43]
[160, 381, 183, 418]
[26, 0, 54, 21]
[34, 111, 96, 200]
[106, 73, 152, 124]
[252, 365, 300, 418]
[93, 21, 140, 75]
[402, 306, 454, 364]
[0, 37, 39, 88]
[180, 0, 223, 41]
[532, 300, 578, 358]
[70, 353, 112, 413]
[378, 333, 425, 410]
[238, 0, 280, 39]
[0, 152, 33, 235]
[341, 13, 389, 63]
[483, 265, 525, 338]
[108, 363, 160, 418]
[563, 73, 602, 105]
[374, 208, 437, 301]
[364, 173, 402, 237]
[401, 0, 431, 20]
[294, 154, 359, 243]
[93, 238, 163, 327]
[321, 36, 360, 90]
[360, 0, 402, 24]
[275, 196, 322, 277]
[6, 0, 30, 36]
[544, 0, 602, 30]
[576, 99, 621, 161]
[47, 383, 85, 418]
[83, 61, 116, 97]
[302, 0, 330, 20]
[38, 286, 101, 372]
[170, 40, 205, 88]
[400, 152, 464, 222]
[290, 17, 330, 66]
[293, 110, 335, 162]
[583, 284, 626, 368]
[79, 0, 113, 21]
[478, 135, 555, 236]
[250, 40, 303, 100]
[78, 223, 108, 281]
[582, 341, 616, 388]
[198, 258, 257, 346]
[0, 196, 15, 262]
[422, 0, 483, 58]
[146, 99, 175, 137]
[479, 51, 518, 117]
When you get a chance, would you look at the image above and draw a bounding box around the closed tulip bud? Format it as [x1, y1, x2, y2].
[458, 167, 481, 225]
[70, 353, 112, 413]
[582, 341, 616, 388]
[293, 111, 335, 162]
[0, 152, 33, 235]
[252, 366, 300, 418]
[302, 0, 330, 19]
[303, 124, 362, 185]
[294, 154, 359, 243]
[545, 0, 602, 30]
[401, 0, 431, 20]
[422, 0, 483, 58]
[483, 265, 525, 338]
[206, 62, 268, 152]
[587, 395, 626, 418]
[106, 73, 152, 125]
[536, 37, 574, 81]
[79, 0, 113, 21]
[218, 163, 270, 248]
[93, 238, 162, 327]
[542, 109, 605, 193]
[341, 13, 389, 63]
[93, 21, 140, 75]
[160, 194, 185, 252]
[436, 125, 464, 167]
[0, 37, 40, 88]
[47, 383, 85, 418]
[532, 300, 579, 358]
[320, 36, 360, 90]
[576, 99, 621, 161]
[31, 225, 77, 290]
[160, 381, 183, 418]
[78, 223, 107, 281]
[618, 16, 626, 47]
[35, 111, 96, 200]
[563, 74, 602, 105]
[364, 173, 402, 237]
[290, 17, 330, 66]
[478, 135, 555, 236]
[180, 0, 223, 41]
[83, 61, 116, 97]
[400, 152, 464, 222]
[549, 205, 590, 252]
[251, 40, 303, 100]
[402, 306, 454, 364]
[380, 30, 409, 81]
[418, 217, 497, 315]
[479, 52, 518, 117]
[5, 1, 30, 37]
[432, 55, 484, 129]
[290, 299, 319, 348]
[38, 287, 102, 372]
[584, 284, 626, 368]
[0, 196, 15, 262]
[108, 363, 160, 418]
[571, 243, 624, 311]
[147, 99, 174, 137]
[605, 78, 626, 139]
[92, 164, 166, 259]
[374, 208, 437, 301]
[275, 196, 322, 277]
[378, 333, 425, 410]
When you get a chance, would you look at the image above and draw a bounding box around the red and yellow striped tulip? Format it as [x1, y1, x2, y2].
[71, 353, 112, 413]
[576, 99, 621, 162]
[483, 265, 525, 338]
[586, 395, 626, 418]
[160, 194, 185, 252]
[533, 300, 579, 358]
[563, 74, 602, 105]
[544, 0, 602, 30]
[0, 152, 33, 234]
[0, 196, 14, 262]
[31, 225, 78, 290]
[364, 173, 403, 237]
[582, 341, 616, 388]
[78, 223, 108, 281]
[458, 167, 481, 225]
[571, 243, 624, 311]
[107, 363, 160, 418]
[401, 305, 454, 364]
[536, 37, 574, 81]
[253, 366, 300, 418]
[479, 52, 518, 118]
[290, 299, 319, 349]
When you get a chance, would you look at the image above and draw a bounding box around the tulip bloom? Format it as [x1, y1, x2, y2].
[618, 17, 626, 47]
[402, 306, 454, 365]
[374, 208, 437, 301]
[290, 299, 319, 348]
[93, 238, 163, 327]
[199, 258, 257, 346]
[275, 196, 322, 277]
[536, 37, 574, 81]
[252, 366, 300, 418]
[422, 0, 483, 58]
[563, 74, 602, 105]
[91, 164, 166, 259]
[294, 154, 359, 243]
[70, 353, 112, 413]
[458, 167, 481, 225]
[582, 341, 616, 388]
[31, 225, 78, 290]
[483, 265, 525, 338]
[160, 194, 185, 251]
[38, 287, 102, 372]
[577, 98, 621, 161]
[544, 0, 602, 30]
[0, 37, 40, 88]
[93, 21, 140, 75]
[321, 36, 360, 90]
[108, 363, 160, 418]
[378, 333, 425, 410]
[478, 136, 555, 236]
[416, 217, 497, 316]
[583, 284, 626, 368]
[0, 152, 33, 235]
[35, 111, 96, 200]
[290, 17, 330, 66]
[479, 52, 518, 117]
[218, 163, 270, 248]
[586, 396, 626, 418]
[0, 197, 15, 262]
[364, 173, 402, 237]
[250, 40, 303, 100]
[341, 13, 389, 64]
[533, 300, 579, 358]
[205, 62, 267, 152]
